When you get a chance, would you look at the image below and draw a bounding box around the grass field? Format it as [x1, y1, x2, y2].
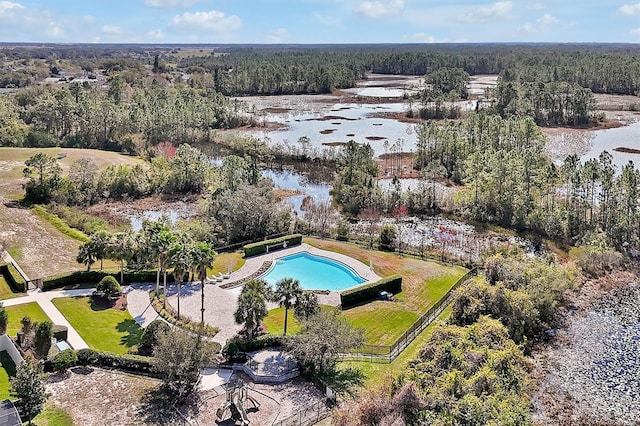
[0, 275, 22, 300]
[305, 238, 467, 347]
[339, 306, 453, 388]
[52, 296, 143, 354]
[0, 350, 16, 400]
[4, 302, 51, 337]
[263, 306, 302, 336]
[33, 404, 75, 426]
[209, 251, 246, 276]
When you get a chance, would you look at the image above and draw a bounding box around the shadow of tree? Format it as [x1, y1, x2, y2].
[117, 319, 144, 348]
[138, 384, 201, 425]
[318, 366, 364, 397]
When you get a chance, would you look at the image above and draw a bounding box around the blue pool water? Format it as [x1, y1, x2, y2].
[260, 252, 366, 291]
[55, 340, 72, 351]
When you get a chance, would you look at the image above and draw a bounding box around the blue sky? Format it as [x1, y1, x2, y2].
[0, 0, 638, 44]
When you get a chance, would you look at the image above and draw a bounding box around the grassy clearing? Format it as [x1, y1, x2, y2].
[0, 350, 16, 400]
[52, 296, 143, 354]
[305, 238, 466, 346]
[339, 306, 452, 389]
[209, 251, 245, 276]
[263, 306, 302, 336]
[4, 302, 51, 337]
[32, 404, 75, 426]
[31, 205, 89, 243]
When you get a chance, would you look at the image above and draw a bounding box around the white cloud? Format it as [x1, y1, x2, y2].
[460, 1, 513, 23]
[520, 13, 558, 33]
[144, 0, 202, 9]
[102, 25, 123, 35]
[47, 24, 63, 38]
[315, 13, 341, 27]
[528, 2, 545, 11]
[0, 1, 22, 14]
[82, 15, 95, 23]
[266, 28, 288, 43]
[411, 32, 448, 43]
[169, 10, 242, 32]
[619, 3, 640, 16]
[147, 29, 165, 40]
[355, 0, 404, 19]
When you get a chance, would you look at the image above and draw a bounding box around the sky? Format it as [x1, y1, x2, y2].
[0, 0, 638, 44]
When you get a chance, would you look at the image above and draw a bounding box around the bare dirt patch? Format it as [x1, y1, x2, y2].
[0, 197, 80, 278]
[46, 367, 160, 426]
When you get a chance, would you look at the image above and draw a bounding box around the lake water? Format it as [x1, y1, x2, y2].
[580, 120, 640, 171]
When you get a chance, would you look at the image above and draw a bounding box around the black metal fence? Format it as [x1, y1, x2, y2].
[272, 399, 332, 426]
[339, 268, 476, 363]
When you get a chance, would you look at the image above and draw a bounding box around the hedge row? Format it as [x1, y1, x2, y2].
[243, 234, 302, 257]
[0, 262, 25, 292]
[340, 274, 403, 309]
[42, 348, 158, 375]
[42, 270, 169, 291]
[223, 335, 284, 355]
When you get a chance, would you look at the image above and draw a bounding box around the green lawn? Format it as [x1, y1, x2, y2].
[345, 304, 420, 346]
[208, 251, 245, 276]
[0, 275, 21, 300]
[32, 404, 75, 426]
[339, 306, 453, 389]
[4, 303, 51, 337]
[0, 350, 16, 400]
[263, 306, 302, 336]
[52, 297, 143, 354]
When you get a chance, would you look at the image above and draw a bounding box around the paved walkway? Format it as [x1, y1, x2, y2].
[123, 283, 161, 328]
[1, 288, 94, 349]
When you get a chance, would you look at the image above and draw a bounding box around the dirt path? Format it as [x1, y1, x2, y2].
[0, 195, 80, 278]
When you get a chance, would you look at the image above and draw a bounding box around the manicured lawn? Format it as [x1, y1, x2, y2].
[263, 306, 302, 336]
[339, 306, 453, 389]
[52, 297, 143, 354]
[0, 275, 21, 300]
[209, 251, 245, 276]
[0, 350, 16, 400]
[33, 404, 75, 426]
[4, 303, 51, 337]
[305, 238, 467, 346]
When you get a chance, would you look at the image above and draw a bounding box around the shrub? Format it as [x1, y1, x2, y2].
[51, 350, 78, 372]
[96, 276, 121, 296]
[0, 262, 25, 292]
[224, 335, 284, 355]
[340, 275, 403, 309]
[0, 307, 6, 335]
[335, 220, 350, 241]
[378, 225, 397, 252]
[150, 292, 220, 339]
[76, 348, 99, 365]
[76, 348, 156, 375]
[141, 320, 171, 350]
[42, 270, 165, 291]
[34, 321, 53, 358]
[243, 234, 303, 257]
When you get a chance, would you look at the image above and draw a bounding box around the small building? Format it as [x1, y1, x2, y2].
[0, 399, 22, 426]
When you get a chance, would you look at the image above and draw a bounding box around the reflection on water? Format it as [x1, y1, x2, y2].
[130, 209, 181, 231]
[580, 120, 640, 170]
[262, 168, 332, 216]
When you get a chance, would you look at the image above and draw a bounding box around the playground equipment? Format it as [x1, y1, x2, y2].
[216, 379, 260, 425]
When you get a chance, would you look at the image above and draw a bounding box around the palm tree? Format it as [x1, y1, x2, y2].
[272, 278, 302, 335]
[90, 230, 111, 271]
[190, 241, 216, 325]
[294, 292, 320, 320]
[107, 231, 136, 285]
[76, 242, 97, 271]
[234, 279, 269, 338]
[157, 230, 176, 309]
[142, 218, 171, 297]
[168, 240, 191, 320]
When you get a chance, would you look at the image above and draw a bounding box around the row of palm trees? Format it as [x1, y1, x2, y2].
[234, 277, 319, 338]
[77, 218, 217, 324]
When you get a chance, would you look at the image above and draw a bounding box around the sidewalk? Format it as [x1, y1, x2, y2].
[1, 288, 95, 350]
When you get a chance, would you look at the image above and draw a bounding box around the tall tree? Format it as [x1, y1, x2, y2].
[272, 278, 303, 336]
[10, 357, 47, 425]
[22, 152, 61, 203]
[190, 241, 216, 325]
[234, 279, 269, 338]
[167, 239, 191, 320]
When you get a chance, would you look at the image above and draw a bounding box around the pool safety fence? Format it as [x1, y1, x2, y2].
[339, 268, 477, 363]
[272, 399, 333, 426]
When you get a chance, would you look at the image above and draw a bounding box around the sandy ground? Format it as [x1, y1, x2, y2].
[0, 195, 80, 278]
[46, 367, 161, 426]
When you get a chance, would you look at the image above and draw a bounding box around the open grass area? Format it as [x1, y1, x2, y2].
[305, 238, 467, 346]
[31, 205, 89, 243]
[0, 350, 16, 400]
[4, 302, 51, 337]
[263, 306, 302, 336]
[209, 251, 245, 276]
[52, 296, 143, 354]
[0, 275, 22, 300]
[33, 404, 75, 426]
[339, 306, 452, 389]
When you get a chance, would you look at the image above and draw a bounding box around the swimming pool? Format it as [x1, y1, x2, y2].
[260, 252, 366, 291]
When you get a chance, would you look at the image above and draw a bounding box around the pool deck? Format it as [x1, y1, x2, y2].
[224, 242, 381, 287]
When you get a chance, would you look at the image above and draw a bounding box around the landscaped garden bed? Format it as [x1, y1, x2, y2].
[3, 302, 51, 337]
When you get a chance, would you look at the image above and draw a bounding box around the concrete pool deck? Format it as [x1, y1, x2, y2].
[162, 242, 382, 345]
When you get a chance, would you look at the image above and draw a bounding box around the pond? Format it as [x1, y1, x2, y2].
[580, 120, 640, 171]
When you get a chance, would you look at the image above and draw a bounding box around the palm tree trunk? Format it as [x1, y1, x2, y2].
[201, 275, 205, 326]
[177, 281, 181, 320]
[156, 260, 160, 295]
[283, 306, 289, 336]
[100, 257, 103, 271]
[120, 260, 124, 285]
[163, 269, 167, 310]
